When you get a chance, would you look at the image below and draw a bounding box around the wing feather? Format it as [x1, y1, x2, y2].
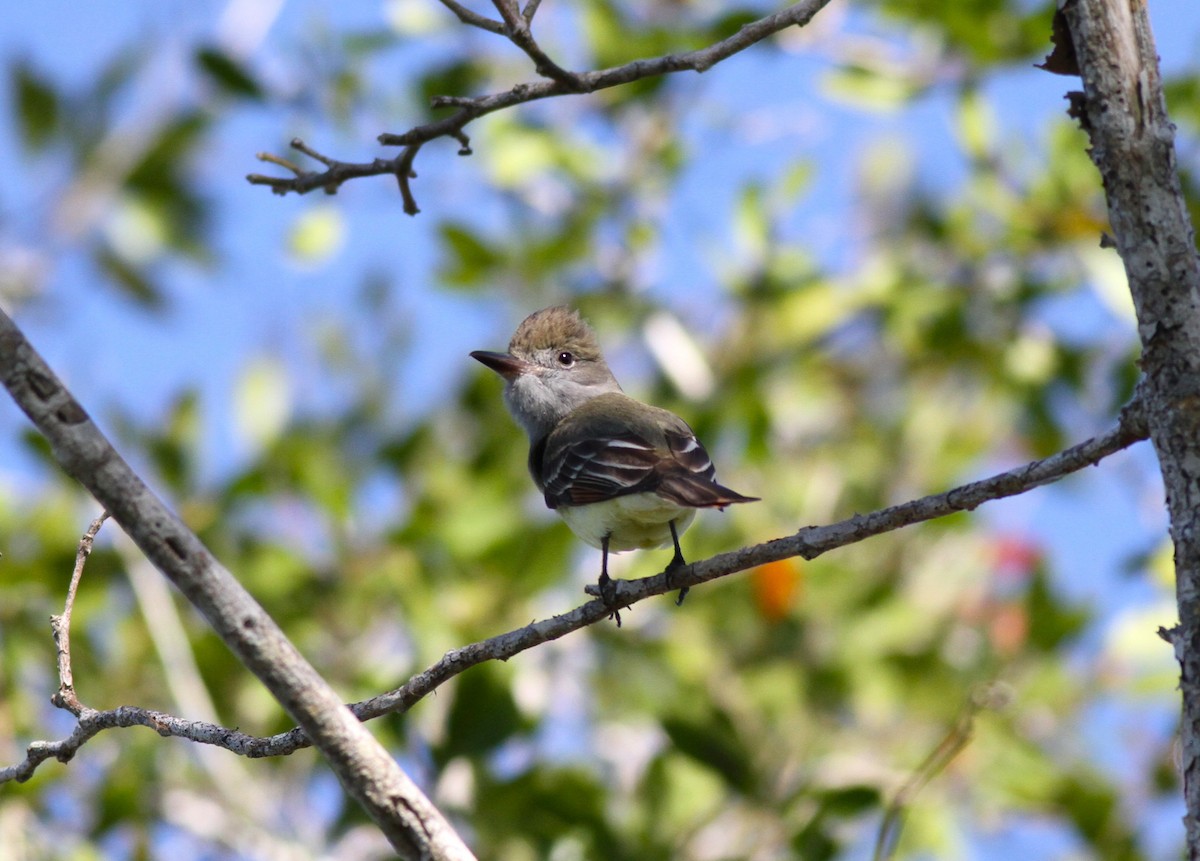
[536, 393, 758, 510]
[542, 432, 660, 507]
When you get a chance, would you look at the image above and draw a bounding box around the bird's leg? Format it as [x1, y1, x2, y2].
[666, 520, 690, 606]
[598, 534, 621, 627]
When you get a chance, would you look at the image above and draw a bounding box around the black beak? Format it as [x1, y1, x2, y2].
[470, 350, 532, 380]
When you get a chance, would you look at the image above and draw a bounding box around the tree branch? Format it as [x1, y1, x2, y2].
[246, 0, 833, 213]
[2, 397, 1148, 778]
[1061, 0, 1200, 854]
[0, 309, 475, 861]
[489, 0, 582, 89]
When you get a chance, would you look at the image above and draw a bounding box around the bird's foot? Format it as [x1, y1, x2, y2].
[662, 546, 691, 606]
[666, 521, 690, 605]
[665, 556, 690, 606]
[598, 571, 624, 627]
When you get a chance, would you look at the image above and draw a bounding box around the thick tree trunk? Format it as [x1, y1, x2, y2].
[1063, 0, 1200, 853]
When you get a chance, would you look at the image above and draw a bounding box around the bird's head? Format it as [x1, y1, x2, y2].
[471, 306, 622, 440]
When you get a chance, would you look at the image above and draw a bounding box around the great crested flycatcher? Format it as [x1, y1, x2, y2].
[471, 306, 758, 618]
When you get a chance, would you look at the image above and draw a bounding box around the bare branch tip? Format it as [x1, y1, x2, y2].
[255, 152, 304, 175]
[290, 139, 336, 167]
[398, 174, 421, 216]
[438, 0, 505, 33]
[451, 129, 474, 156]
[521, 0, 542, 25]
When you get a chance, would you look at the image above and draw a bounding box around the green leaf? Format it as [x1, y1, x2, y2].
[94, 244, 163, 309]
[816, 784, 882, 816]
[661, 709, 756, 795]
[438, 223, 504, 288]
[475, 767, 615, 855]
[1026, 569, 1089, 651]
[11, 61, 59, 150]
[1053, 773, 1139, 857]
[196, 46, 264, 100]
[418, 59, 485, 109]
[146, 391, 201, 490]
[441, 665, 524, 761]
[123, 112, 212, 256]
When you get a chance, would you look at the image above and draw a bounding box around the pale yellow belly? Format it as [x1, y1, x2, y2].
[558, 494, 697, 552]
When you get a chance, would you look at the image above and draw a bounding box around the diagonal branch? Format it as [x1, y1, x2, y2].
[247, 0, 833, 212]
[1, 396, 1148, 779]
[0, 309, 475, 861]
[872, 683, 1009, 861]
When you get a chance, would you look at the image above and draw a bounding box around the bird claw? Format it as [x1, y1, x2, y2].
[598, 571, 624, 627]
[664, 520, 691, 605]
[665, 548, 689, 606]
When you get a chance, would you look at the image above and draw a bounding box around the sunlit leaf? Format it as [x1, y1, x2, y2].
[820, 65, 922, 110]
[288, 205, 346, 264]
[234, 356, 291, 453]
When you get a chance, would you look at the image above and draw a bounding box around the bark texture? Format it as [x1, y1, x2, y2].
[1063, 0, 1200, 852]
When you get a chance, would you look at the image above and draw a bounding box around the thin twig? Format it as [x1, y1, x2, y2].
[872, 684, 1010, 861]
[247, 139, 407, 198]
[254, 151, 304, 174]
[50, 512, 109, 715]
[288, 137, 336, 167]
[437, 0, 505, 34]
[0, 402, 1148, 779]
[247, 0, 833, 209]
[521, 0, 542, 26]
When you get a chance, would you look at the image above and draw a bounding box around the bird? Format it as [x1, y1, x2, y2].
[471, 306, 758, 622]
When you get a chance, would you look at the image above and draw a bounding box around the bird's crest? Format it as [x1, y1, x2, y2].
[509, 306, 604, 362]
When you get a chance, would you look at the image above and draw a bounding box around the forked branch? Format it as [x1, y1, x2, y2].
[247, 0, 832, 213]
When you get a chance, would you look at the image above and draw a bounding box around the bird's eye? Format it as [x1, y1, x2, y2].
[557, 351, 575, 367]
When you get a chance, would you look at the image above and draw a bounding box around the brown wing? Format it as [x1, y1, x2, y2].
[540, 422, 758, 510]
[657, 428, 759, 508]
[541, 432, 663, 508]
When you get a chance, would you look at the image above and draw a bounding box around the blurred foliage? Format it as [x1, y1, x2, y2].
[0, 0, 1193, 860]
